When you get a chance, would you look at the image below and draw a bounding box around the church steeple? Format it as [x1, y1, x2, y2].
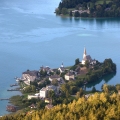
[84, 47, 87, 55]
[61, 62, 64, 67]
[83, 47, 87, 59]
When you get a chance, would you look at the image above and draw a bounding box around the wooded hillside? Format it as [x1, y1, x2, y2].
[1, 92, 120, 120]
[56, 0, 120, 17]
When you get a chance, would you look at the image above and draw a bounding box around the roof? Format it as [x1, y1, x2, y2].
[83, 55, 92, 61]
[40, 87, 47, 91]
[59, 67, 65, 71]
[75, 66, 81, 72]
[66, 72, 74, 76]
[46, 104, 53, 109]
[40, 66, 51, 71]
[46, 85, 57, 91]
[49, 75, 60, 79]
[22, 70, 39, 77]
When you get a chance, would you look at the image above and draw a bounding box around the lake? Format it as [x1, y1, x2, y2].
[0, 0, 120, 116]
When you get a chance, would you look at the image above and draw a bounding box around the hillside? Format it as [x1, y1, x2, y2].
[56, 0, 120, 17]
[1, 92, 120, 120]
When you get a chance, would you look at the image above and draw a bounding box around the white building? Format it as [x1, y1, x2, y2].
[65, 72, 75, 80]
[49, 75, 61, 82]
[81, 47, 92, 65]
[28, 95, 39, 100]
[40, 87, 47, 98]
[58, 63, 65, 73]
[22, 70, 40, 84]
[39, 85, 58, 98]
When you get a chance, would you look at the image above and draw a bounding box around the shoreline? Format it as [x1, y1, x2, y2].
[56, 14, 119, 19]
[6, 57, 116, 114]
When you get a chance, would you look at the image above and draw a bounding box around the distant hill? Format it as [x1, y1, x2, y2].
[55, 0, 120, 17]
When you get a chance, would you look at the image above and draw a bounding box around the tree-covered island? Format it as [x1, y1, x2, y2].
[1, 48, 118, 119]
[55, 0, 120, 17]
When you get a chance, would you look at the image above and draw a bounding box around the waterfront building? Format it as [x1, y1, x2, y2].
[22, 70, 40, 84]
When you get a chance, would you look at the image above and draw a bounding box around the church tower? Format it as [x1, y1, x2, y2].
[61, 62, 64, 67]
[83, 47, 87, 60]
[81, 47, 92, 65]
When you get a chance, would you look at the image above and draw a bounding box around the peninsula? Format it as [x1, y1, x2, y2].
[1, 48, 118, 119]
[0, 48, 120, 120]
[55, 0, 120, 17]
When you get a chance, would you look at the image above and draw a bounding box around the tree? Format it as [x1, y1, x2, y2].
[103, 84, 109, 93]
[74, 11, 80, 17]
[56, 70, 60, 75]
[92, 86, 96, 92]
[69, 10, 73, 17]
[61, 8, 68, 15]
[85, 60, 89, 68]
[76, 88, 83, 99]
[37, 100, 45, 109]
[75, 58, 80, 65]
[45, 78, 51, 85]
[51, 79, 58, 86]
[116, 84, 120, 92]
[48, 90, 55, 100]
[103, 0, 106, 9]
[55, 8, 61, 14]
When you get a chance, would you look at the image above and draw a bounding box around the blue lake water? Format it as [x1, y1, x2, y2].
[0, 0, 120, 116]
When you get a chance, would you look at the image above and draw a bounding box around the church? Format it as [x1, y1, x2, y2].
[81, 47, 93, 65]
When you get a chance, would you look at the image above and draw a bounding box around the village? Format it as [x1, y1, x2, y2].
[10, 48, 97, 109]
[7, 47, 116, 112]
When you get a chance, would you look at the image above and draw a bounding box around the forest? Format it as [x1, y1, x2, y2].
[56, 0, 120, 17]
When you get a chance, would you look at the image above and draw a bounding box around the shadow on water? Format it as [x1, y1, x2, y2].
[86, 73, 116, 89]
[103, 72, 116, 83]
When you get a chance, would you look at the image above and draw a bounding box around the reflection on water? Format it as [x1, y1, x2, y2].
[103, 73, 116, 83]
[86, 73, 116, 90]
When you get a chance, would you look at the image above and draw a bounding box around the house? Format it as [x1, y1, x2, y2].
[6, 105, 16, 112]
[90, 59, 97, 65]
[58, 63, 65, 73]
[29, 104, 36, 109]
[39, 85, 58, 99]
[40, 87, 47, 98]
[65, 72, 75, 80]
[49, 75, 61, 82]
[45, 98, 51, 103]
[28, 95, 39, 100]
[46, 85, 57, 93]
[75, 66, 81, 74]
[40, 66, 53, 75]
[45, 104, 53, 109]
[22, 70, 40, 84]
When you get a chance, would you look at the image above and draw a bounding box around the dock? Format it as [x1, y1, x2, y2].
[7, 88, 20, 91]
[10, 83, 18, 87]
[16, 77, 26, 82]
[0, 98, 9, 101]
